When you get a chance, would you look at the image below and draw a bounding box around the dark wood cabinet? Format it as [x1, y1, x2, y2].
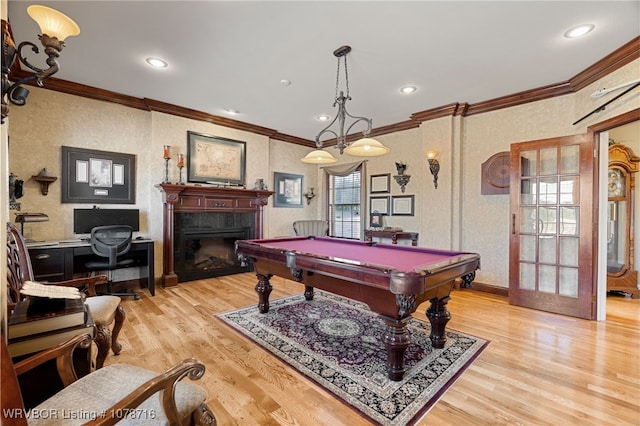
[27, 240, 155, 296]
[28, 247, 70, 282]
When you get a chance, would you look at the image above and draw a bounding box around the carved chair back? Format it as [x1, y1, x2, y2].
[6, 222, 35, 309]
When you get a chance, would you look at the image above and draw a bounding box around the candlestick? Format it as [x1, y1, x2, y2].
[162, 145, 171, 184]
[176, 154, 185, 185]
[163, 158, 170, 184]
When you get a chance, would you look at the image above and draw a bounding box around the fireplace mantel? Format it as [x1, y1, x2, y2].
[157, 184, 274, 287]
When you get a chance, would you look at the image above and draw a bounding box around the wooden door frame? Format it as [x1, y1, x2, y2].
[588, 108, 640, 319]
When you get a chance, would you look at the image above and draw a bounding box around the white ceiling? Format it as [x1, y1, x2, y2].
[7, 1, 640, 143]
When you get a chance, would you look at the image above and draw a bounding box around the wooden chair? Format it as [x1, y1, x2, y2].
[293, 220, 329, 237]
[6, 222, 124, 369]
[1, 331, 216, 425]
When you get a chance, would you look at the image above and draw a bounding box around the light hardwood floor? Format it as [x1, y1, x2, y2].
[105, 274, 640, 425]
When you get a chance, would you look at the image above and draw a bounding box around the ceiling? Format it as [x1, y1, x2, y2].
[6, 1, 640, 144]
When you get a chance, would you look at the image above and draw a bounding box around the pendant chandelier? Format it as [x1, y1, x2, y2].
[302, 45, 389, 164]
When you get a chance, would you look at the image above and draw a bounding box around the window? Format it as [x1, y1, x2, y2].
[328, 168, 362, 239]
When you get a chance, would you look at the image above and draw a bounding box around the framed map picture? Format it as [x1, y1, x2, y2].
[187, 131, 246, 186]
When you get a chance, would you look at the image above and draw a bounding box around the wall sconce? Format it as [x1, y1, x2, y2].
[426, 151, 440, 189]
[2, 5, 80, 124]
[304, 188, 316, 205]
[31, 168, 57, 195]
[393, 162, 411, 193]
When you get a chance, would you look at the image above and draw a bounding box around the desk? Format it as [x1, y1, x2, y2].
[236, 236, 480, 381]
[365, 229, 419, 246]
[27, 239, 155, 296]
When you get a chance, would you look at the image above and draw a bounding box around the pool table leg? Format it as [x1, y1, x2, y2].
[383, 317, 411, 381]
[426, 296, 451, 349]
[460, 271, 475, 288]
[304, 285, 314, 300]
[255, 273, 273, 313]
[289, 267, 314, 301]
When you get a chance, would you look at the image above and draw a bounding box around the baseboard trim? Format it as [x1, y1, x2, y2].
[455, 280, 509, 298]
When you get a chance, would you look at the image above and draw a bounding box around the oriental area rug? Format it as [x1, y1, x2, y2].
[217, 291, 489, 426]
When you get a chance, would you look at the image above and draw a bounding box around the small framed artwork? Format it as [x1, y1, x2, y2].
[391, 195, 415, 216]
[370, 196, 390, 215]
[274, 172, 303, 208]
[61, 146, 136, 204]
[370, 173, 390, 194]
[370, 211, 384, 228]
[187, 131, 246, 186]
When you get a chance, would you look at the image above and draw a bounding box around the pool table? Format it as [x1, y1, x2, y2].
[235, 236, 480, 381]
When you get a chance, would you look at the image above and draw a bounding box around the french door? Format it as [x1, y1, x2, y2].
[509, 134, 596, 319]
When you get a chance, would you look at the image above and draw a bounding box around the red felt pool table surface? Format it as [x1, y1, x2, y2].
[246, 236, 474, 274]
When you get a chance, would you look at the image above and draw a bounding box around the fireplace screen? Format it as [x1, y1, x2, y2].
[176, 228, 251, 282]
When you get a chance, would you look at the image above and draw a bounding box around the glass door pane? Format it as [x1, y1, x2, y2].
[517, 145, 580, 296]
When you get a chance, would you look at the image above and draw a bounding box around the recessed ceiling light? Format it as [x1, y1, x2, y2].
[564, 24, 595, 38]
[317, 115, 331, 121]
[400, 86, 417, 94]
[281, 79, 291, 86]
[225, 109, 239, 115]
[145, 57, 168, 68]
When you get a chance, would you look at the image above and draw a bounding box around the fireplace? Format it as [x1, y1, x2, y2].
[174, 212, 254, 282]
[158, 184, 273, 287]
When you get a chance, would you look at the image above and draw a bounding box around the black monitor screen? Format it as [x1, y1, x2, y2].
[73, 208, 140, 234]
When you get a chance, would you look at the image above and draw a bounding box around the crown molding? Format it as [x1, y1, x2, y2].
[8, 38, 638, 141]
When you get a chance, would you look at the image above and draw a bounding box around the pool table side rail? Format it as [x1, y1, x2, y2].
[235, 239, 480, 295]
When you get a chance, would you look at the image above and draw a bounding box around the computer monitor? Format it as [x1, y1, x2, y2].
[73, 208, 140, 234]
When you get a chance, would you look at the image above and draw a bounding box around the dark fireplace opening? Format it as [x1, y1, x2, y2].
[175, 228, 251, 282]
[174, 212, 255, 282]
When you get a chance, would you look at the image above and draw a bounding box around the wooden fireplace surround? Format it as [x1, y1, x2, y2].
[158, 184, 273, 287]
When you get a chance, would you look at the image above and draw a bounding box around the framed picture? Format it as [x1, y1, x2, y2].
[187, 131, 246, 186]
[370, 211, 384, 228]
[273, 172, 303, 208]
[391, 195, 415, 216]
[370, 173, 390, 193]
[61, 146, 135, 204]
[370, 196, 390, 215]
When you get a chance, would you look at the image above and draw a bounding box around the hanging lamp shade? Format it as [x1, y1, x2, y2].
[344, 138, 390, 157]
[28, 5, 80, 41]
[301, 150, 338, 164]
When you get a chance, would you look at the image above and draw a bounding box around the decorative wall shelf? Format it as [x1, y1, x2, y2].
[31, 169, 58, 196]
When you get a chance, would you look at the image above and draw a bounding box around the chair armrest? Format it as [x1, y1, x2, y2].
[13, 333, 92, 386]
[84, 359, 206, 426]
[44, 275, 109, 297]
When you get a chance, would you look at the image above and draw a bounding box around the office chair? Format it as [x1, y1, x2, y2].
[85, 225, 140, 300]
